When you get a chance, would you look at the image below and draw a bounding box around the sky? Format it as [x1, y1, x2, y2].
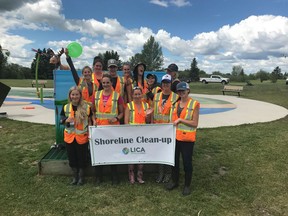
[0, 0, 288, 74]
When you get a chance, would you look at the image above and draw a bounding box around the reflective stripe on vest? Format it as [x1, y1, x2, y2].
[64, 103, 90, 144]
[94, 90, 119, 120]
[173, 98, 198, 142]
[112, 76, 125, 97]
[132, 80, 148, 94]
[127, 101, 148, 124]
[91, 73, 102, 89]
[152, 86, 161, 95]
[78, 78, 97, 104]
[153, 92, 178, 123]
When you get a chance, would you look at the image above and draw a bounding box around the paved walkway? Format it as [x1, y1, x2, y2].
[1, 93, 288, 128]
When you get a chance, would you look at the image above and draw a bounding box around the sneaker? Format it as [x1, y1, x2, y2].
[182, 186, 191, 196]
[138, 179, 145, 184]
[165, 181, 178, 191]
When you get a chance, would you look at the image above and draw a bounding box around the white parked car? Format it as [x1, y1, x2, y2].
[286, 78, 288, 85]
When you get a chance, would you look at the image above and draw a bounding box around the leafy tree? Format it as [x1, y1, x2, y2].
[248, 73, 256, 80]
[178, 69, 190, 81]
[190, 58, 200, 81]
[141, 36, 163, 71]
[270, 66, 282, 83]
[97, 50, 120, 71]
[256, 70, 270, 82]
[230, 65, 247, 82]
[31, 49, 53, 79]
[239, 68, 245, 82]
[129, 53, 143, 70]
[199, 69, 207, 77]
[0, 45, 10, 78]
[212, 71, 223, 75]
[129, 36, 164, 71]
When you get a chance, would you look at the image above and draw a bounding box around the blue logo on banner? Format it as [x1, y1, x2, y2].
[122, 147, 129, 155]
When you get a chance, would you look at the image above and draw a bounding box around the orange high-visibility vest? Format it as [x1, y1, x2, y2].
[91, 73, 102, 89]
[94, 90, 120, 125]
[78, 78, 97, 104]
[153, 91, 178, 123]
[132, 80, 148, 94]
[127, 101, 149, 124]
[172, 98, 199, 142]
[64, 103, 90, 144]
[111, 76, 125, 98]
[147, 86, 161, 106]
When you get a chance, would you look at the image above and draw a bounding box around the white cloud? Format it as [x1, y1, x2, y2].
[150, 0, 191, 7]
[149, 0, 169, 7]
[170, 0, 191, 7]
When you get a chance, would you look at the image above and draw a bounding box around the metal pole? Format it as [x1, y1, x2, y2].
[40, 87, 43, 104]
[35, 53, 40, 97]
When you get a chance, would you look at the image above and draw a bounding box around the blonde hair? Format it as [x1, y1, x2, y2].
[68, 86, 88, 123]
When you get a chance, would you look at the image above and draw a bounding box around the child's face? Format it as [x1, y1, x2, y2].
[82, 68, 92, 80]
[70, 90, 81, 104]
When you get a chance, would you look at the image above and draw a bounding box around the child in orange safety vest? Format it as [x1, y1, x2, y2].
[60, 86, 93, 186]
[165, 82, 200, 196]
[124, 86, 152, 184]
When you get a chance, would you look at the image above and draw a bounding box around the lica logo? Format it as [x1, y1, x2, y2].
[122, 147, 129, 155]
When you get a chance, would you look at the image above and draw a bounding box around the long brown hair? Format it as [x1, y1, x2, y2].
[68, 86, 87, 123]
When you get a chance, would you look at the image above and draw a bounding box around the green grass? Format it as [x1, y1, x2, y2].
[0, 79, 54, 88]
[0, 79, 288, 215]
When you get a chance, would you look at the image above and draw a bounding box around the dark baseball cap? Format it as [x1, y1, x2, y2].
[176, 82, 190, 91]
[146, 73, 156, 79]
[166, 63, 178, 72]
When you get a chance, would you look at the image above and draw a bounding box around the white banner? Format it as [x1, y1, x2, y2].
[89, 124, 176, 166]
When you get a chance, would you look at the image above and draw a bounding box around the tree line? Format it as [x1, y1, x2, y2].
[0, 38, 287, 83]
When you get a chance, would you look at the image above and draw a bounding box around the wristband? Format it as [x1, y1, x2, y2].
[115, 116, 119, 121]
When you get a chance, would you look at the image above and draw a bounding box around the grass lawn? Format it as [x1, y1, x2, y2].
[0, 79, 54, 88]
[0, 79, 287, 215]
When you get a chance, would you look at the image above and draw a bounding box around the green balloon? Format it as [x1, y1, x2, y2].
[67, 42, 83, 58]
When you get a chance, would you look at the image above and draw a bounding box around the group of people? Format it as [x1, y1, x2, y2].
[59, 50, 200, 196]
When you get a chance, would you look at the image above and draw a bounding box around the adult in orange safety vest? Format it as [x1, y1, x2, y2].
[92, 56, 104, 90]
[132, 62, 149, 102]
[124, 87, 152, 184]
[93, 73, 124, 185]
[60, 86, 93, 186]
[65, 49, 97, 106]
[166, 82, 200, 196]
[146, 73, 162, 107]
[122, 62, 133, 105]
[107, 59, 127, 99]
[153, 74, 179, 184]
[165, 63, 180, 93]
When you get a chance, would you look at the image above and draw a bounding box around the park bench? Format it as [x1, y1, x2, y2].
[222, 85, 243, 97]
[31, 80, 47, 88]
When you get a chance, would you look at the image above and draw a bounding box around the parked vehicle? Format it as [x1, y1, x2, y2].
[199, 75, 229, 85]
[286, 78, 288, 85]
